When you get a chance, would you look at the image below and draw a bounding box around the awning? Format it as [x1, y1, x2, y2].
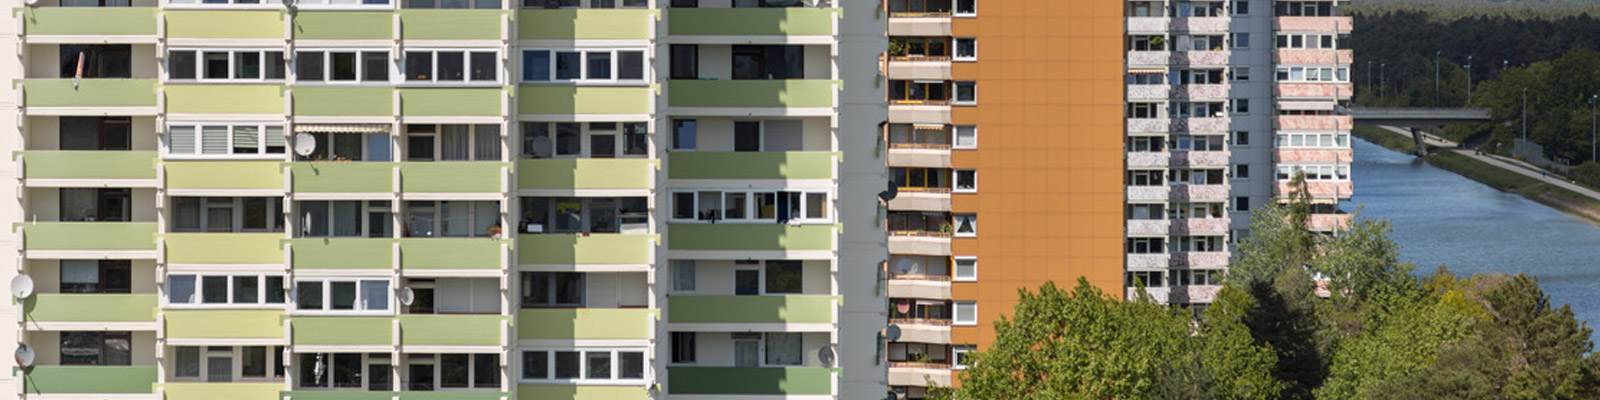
[293, 124, 390, 133]
[913, 124, 946, 130]
[1127, 69, 1166, 74]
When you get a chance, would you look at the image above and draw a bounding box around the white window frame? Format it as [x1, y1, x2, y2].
[164, 123, 287, 160]
[953, 81, 977, 106]
[670, 190, 832, 224]
[292, 0, 393, 9]
[404, 124, 505, 162]
[295, 200, 392, 238]
[169, 197, 284, 233]
[952, 169, 977, 193]
[1274, 132, 1350, 149]
[671, 260, 696, 294]
[293, 49, 394, 85]
[290, 278, 393, 316]
[521, 48, 649, 84]
[165, 273, 285, 309]
[1231, 66, 1250, 82]
[953, 301, 977, 326]
[166, 49, 284, 83]
[952, 256, 977, 282]
[952, 214, 977, 237]
[403, 49, 503, 85]
[519, 348, 649, 384]
[953, 38, 977, 61]
[402, 200, 503, 238]
[951, 345, 975, 370]
[952, 125, 977, 149]
[167, 345, 285, 383]
[953, 0, 976, 17]
[162, 0, 283, 10]
[522, 121, 651, 159]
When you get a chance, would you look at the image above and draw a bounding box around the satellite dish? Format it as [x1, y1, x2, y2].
[892, 258, 916, 275]
[10, 275, 34, 299]
[14, 344, 34, 368]
[884, 324, 902, 342]
[529, 136, 553, 158]
[23, 0, 37, 6]
[817, 345, 836, 366]
[293, 133, 318, 157]
[895, 300, 911, 315]
[398, 287, 415, 307]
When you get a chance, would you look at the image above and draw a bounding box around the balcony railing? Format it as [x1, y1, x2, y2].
[666, 294, 835, 325]
[889, 317, 951, 326]
[667, 366, 834, 396]
[668, 151, 835, 180]
[17, 151, 155, 182]
[666, 224, 835, 252]
[20, 7, 157, 36]
[667, 80, 837, 109]
[23, 294, 156, 323]
[667, 8, 837, 36]
[24, 366, 156, 394]
[517, 308, 653, 340]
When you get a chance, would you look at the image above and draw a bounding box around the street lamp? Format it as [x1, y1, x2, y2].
[1380, 63, 1386, 97]
[1591, 94, 1597, 163]
[1522, 87, 1529, 146]
[1466, 55, 1473, 104]
[1435, 50, 1443, 107]
[1367, 60, 1373, 92]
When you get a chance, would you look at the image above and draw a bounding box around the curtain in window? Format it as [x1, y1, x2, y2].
[473, 201, 498, 236]
[60, 261, 99, 292]
[201, 126, 229, 154]
[333, 201, 361, 237]
[360, 280, 388, 311]
[442, 201, 471, 237]
[264, 126, 285, 150]
[764, 333, 803, 365]
[60, 188, 97, 221]
[441, 125, 471, 161]
[473, 125, 501, 161]
[333, 133, 362, 161]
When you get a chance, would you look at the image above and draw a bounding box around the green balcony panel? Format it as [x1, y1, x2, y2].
[17, 151, 155, 180]
[288, 238, 393, 269]
[400, 89, 501, 116]
[20, 7, 156, 36]
[667, 295, 833, 324]
[23, 294, 155, 323]
[166, 85, 284, 114]
[668, 80, 835, 109]
[166, 161, 283, 191]
[516, 234, 653, 265]
[518, 385, 648, 400]
[19, 79, 156, 108]
[294, 12, 392, 40]
[667, 8, 835, 36]
[164, 383, 283, 400]
[291, 87, 394, 116]
[667, 366, 833, 396]
[166, 10, 285, 39]
[668, 151, 833, 180]
[399, 162, 502, 193]
[399, 238, 505, 269]
[666, 224, 834, 252]
[518, 86, 650, 115]
[399, 314, 503, 346]
[291, 317, 393, 346]
[516, 159, 652, 190]
[517, 308, 652, 340]
[398, 392, 509, 400]
[165, 310, 286, 340]
[400, 10, 502, 40]
[19, 222, 156, 251]
[24, 366, 156, 394]
[282, 391, 404, 400]
[517, 9, 653, 40]
[290, 162, 394, 193]
[164, 233, 283, 265]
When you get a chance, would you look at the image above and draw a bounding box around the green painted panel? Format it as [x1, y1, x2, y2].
[399, 238, 504, 269]
[24, 366, 156, 394]
[518, 385, 648, 400]
[666, 366, 834, 395]
[516, 234, 653, 265]
[399, 314, 503, 346]
[668, 151, 834, 180]
[398, 392, 509, 400]
[290, 162, 394, 193]
[665, 224, 834, 251]
[293, 11, 391, 40]
[165, 310, 286, 339]
[668, 79, 835, 108]
[18, 150, 154, 180]
[163, 233, 283, 265]
[291, 86, 393, 116]
[516, 159, 652, 190]
[667, 8, 835, 36]
[282, 391, 401, 400]
[288, 238, 393, 269]
[667, 295, 833, 324]
[399, 162, 502, 193]
[19, 79, 156, 108]
[517, 308, 651, 340]
[22, 294, 155, 322]
[516, 9, 652, 40]
[166, 10, 284, 39]
[400, 88, 501, 116]
[18, 222, 156, 251]
[163, 383, 283, 400]
[399, 10, 502, 40]
[165, 161, 283, 191]
[20, 7, 156, 36]
[166, 85, 284, 114]
[517, 86, 650, 115]
[291, 317, 392, 346]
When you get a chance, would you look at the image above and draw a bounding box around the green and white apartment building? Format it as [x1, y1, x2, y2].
[0, 0, 890, 399]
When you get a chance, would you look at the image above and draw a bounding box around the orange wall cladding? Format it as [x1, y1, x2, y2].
[947, 0, 1125, 351]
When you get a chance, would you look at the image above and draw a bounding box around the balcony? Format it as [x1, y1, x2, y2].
[886, 58, 952, 80]
[166, 10, 283, 39]
[290, 317, 394, 346]
[667, 366, 834, 396]
[1274, 16, 1354, 32]
[518, 86, 652, 116]
[1275, 49, 1354, 64]
[1174, 117, 1230, 133]
[1175, 16, 1230, 33]
[288, 162, 394, 194]
[669, 151, 834, 180]
[1127, 51, 1171, 66]
[1127, 152, 1170, 168]
[399, 314, 504, 347]
[286, 238, 392, 269]
[1277, 180, 1353, 199]
[888, 362, 952, 387]
[400, 89, 503, 117]
[1127, 84, 1171, 101]
[1126, 16, 1171, 32]
[666, 295, 834, 325]
[888, 102, 951, 125]
[293, 11, 391, 40]
[398, 238, 508, 270]
[516, 233, 654, 266]
[886, 15, 950, 36]
[1172, 150, 1229, 167]
[399, 162, 505, 193]
[1127, 119, 1171, 134]
[23, 366, 156, 395]
[666, 80, 836, 111]
[886, 146, 951, 168]
[18, 222, 156, 256]
[1177, 50, 1232, 65]
[517, 159, 653, 191]
[1175, 218, 1230, 235]
[399, 10, 505, 40]
[887, 318, 952, 344]
[1173, 251, 1230, 268]
[1127, 285, 1223, 303]
[518, 9, 653, 40]
[1308, 213, 1353, 232]
[517, 385, 648, 400]
[163, 233, 282, 265]
[291, 87, 394, 116]
[1127, 253, 1171, 269]
[1275, 115, 1354, 131]
[19, 7, 157, 38]
[1275, 83, 1355, 99]
[163, 383, 283, 400]
[885, 277, 951, 300]
[16, 150, 155, 185]
[23, 294, 155, 325]
[282, 391, 509, 400]
[1173, 184, 1229, 202]
[667, 8, 836, 37]
[1126, 219, 1171, 236]
[887, 233, 951, 256]
[164, 161, 283, 192]
[517, 308, 653, 340]
[887, 190, 952, 212]
[164, 310, 285, 340]
[667, 224, 835, 252]
[1174, 83, 1229, 99]
[1275, 148, 1354, 164]
[166, 85, 285, 114]
[18, 79, 158, 114]
[1126, 186, 1171, 202]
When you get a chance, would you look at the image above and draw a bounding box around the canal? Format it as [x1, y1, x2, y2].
[1347, 138, 1600, 341]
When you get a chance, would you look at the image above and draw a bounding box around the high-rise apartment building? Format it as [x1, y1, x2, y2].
[0, 1, 886, 399]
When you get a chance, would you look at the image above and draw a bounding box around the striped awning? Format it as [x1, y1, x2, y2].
[913, 124, 946, 131]
[1127, 69, 1166, 74]
[293, 124, 390, 133]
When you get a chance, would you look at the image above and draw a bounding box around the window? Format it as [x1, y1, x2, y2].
[953, 81, 977, 105]
[953, 257, 976, 282]
[519, 197, 647, 234]
[889, 80, 949, 103]
[520, 272, 584, 307]
[1235, 196, 1250, 212]
[405, 0, 500, 8]
[59, 45, 130, 78]
[671, 191, 829, 223]
[1232, 33, 1250, 49]
[170, 197, 283, 233]
[60, 332, 131, 365]
[670, 332, 696, 363]
[169, 346, 283, 382]
[1274, 132, 1351, 149]
[293, 279, 390, 314]
[1234, 130, 1250, 146]
[764, 332, 803, 366]
[891, 168, 951, 191]
[952, 345, 975, 369]
[169, 274, 286, 307]
[1232, 98, 1250, 114]
[402, 201, 501, 238]
[764, 261, 803, 294]
[522, 49, 645, 82]
[953, 170, 976, 192]
[405, 50, 499, 83]
[953, 301, 977, 325]
[166, 124, 286, 158]
[405, 124, 502, 161]
[888, 37, 950, 59]
[524, 0, 647, 8]
[292, 0, 392, 7]
[671, 260, 696, 293]
[1127, 102, 1161, 119]
[672, 119, 697, 150]
[953, 38, 976, 61]
[57, 188, 126, 222]
[60, 260, 131, 294]
[294, 50, 389, 83]
[297, 201, 392, 238]
[953, 214, 977, 237]
[731, 45, 804, 80]
[521, 122, 647, 159]
[954, 0, 975, 16]
[953, 125, 977, 149]
[669, 45, 697, 79]
[1235, 164, 1250, 179]
[168, 50, 284, 81]
[1274, 164, 1349, 181]
[521, 349, 647, 382]
[1234, 0, 1249, 14]
[1232, 66, 1250, 81]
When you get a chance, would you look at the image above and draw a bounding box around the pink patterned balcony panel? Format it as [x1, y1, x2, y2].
[1173, 150, 1229, 167]
[1127, 51, 1172, 66]
[1176, 17, 1231, 33]
[1275, 83, 1354, 99]
[1276, 181, 1353, 199]
[1127, 186, 1171, 202]
[1274, 16, 1353, 32]
[1174, 184, 1229, 201]
[1128, 119, 1171, 134]
[1128, 286, 1172, 302]
[1276, 49, 1354, 64]
[1127, 254, 1172, 269]
[1175, 117, 1230, 133]
[1175, 251, 1230, 268]
[1127, 219, 1172, 236]
[1275, 148, 1353, 164]
[1308, 213, 1353, 232]
[1128, 151, 1171, 168]
[1177, 218, 1230, 235]
[1179, 50, 1231, 65]
[1128, 84, 1171, 101]
[1175, 83, 1230, 99]
[1275, 115, 1354, 131]
[1127, 17, 1172, 33]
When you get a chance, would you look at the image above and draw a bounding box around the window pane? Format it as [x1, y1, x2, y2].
[473, 354, 500, 387]
[470, 52, 496, 81]
[554, 351, 580, 379]
[297, 52, 324, 81]
[805, 193, 826, 219]
[555, 52, 581, 80]
[60, 261, 98, 293]
[523, 351, 548, 379]
[265, 276, 285, 303]
[619, 352, 644, 379]
[438, 52, 465, 81]
[764, 332, 802, 365]
[586, 352, 611, 380]
[441, 354, 470, 388]
[265, 51, 285, 79]
[242, 347, 267, 377]
[169, 126, 197, 155]
[406, 52, 433, 81]
[297, 281, 324, 310]
[618, 51, 643, 80]
[332, 353, 362, 388]
[523, 51, 550, 81]
[242, 197, 268, 229]
[176, 347, 201, 377]
[330, 52, 357, 81]
[60, 332, 100, 365]
[360, 280, 389, 311]
[170, 51, 196, 79]
[330, 281, 356, 310]
[765, 261, 802, 293]
[169, 275, 197, 304]
[233, 276, 259, 303]
[362, 52, 389, 82]
[333, 201, 361, 237]
[671, 260, 696, 292]
[236, 51, 261, 79]
[369, 364, 392, 391]
[202, 276, 229, 304]
[203, 52, 229, 79]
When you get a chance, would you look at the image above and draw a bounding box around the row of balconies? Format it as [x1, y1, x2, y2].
[1127, 49, 1352, 66]
[1126, 184, 1230, 202]
[1128, 83, 1354, 101]
[1125, 218, 1231, 236]
[1126, 150, 1230, 168]
[1276, 180, 1354, 199]
[1128, 115, 1354, 134]
[1126, 252, 1231, 270]
[1125, 16, 1353, 33]
[1125, 285, 1224, 304]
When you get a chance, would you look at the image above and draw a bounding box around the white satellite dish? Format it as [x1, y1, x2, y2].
[892, 258, 915, 275]
[817, 345, 836, 366]
[14, 344, 34, 368]
[10, 275, 34, 299]
[884, 325, 902, 342]
[529, 136, 553, 158]
[293, 133, 318, 157]
[398, 287, 415, 307]
[23, 0, 37, 6]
